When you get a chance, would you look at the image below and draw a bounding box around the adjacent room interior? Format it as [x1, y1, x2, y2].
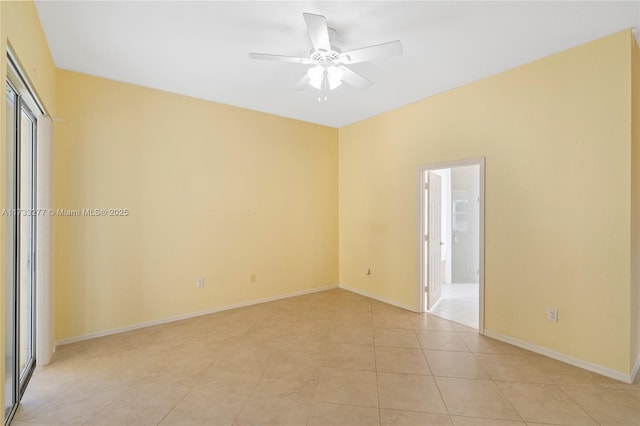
[423, 163, 481, 330]
[1, 1, 640, 425]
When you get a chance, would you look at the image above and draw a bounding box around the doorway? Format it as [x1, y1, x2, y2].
[418, 159, 484, 331]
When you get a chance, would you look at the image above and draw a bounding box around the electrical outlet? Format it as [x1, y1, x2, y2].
[196, 277, 204, 288]
[250, 273, 256, 283]
[546, 308, 558, 322]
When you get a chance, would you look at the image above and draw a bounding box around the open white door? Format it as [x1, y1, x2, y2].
[427, 172, 442, 310]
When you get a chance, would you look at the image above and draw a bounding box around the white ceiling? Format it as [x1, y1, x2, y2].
[35, 1, 640, 128]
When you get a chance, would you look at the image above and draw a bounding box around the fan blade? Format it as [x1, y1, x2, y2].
[303, 13, 331, 53]
[339, 66, 373, 90]
[249, 53, 315, 64]
[340, 40, 403, 64]
[294, 74, 310, 91]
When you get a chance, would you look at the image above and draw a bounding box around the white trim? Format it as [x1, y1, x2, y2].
[56, 284, 338, 346]
[417, 157, 485, 333]
[417, 168, 426, 313]
[36, 116, 54, 365]
[484, 329, 635, 384]
[478, 159, 485, 333]
[7, 47, 47, 116]
[632, 352, 640, 383]
[339, 283, 419, 313]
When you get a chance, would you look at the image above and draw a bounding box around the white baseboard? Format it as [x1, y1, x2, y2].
[339, 283, 419, 313]
[632, 352, 640, 383]
[56, 284, 338, 347]
[484, 329, 635, 384]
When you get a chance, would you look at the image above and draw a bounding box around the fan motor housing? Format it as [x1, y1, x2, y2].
[310, 47, 341, 65]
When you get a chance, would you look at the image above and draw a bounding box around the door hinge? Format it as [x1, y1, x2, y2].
[424, 234, 428, 241]
[424, 182, 429, 190]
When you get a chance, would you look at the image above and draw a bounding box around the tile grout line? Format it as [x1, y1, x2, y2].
[417, 329, 454, 423]
[557, 384, 604, 426]
[153, 379, 200, 426]
[373, 319, 382, 426]
[490, 374, 527, 424]
[229, 333, 283, 426]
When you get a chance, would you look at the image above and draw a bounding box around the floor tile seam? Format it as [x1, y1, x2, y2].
[191, 357, 224, 390]
[373, 368, 432, 376]
[470, 349, 534, 356]
[488, 376, 526, 423]
[374, 346, 382, 426]
[419, 343, 435, 377]
[614, 383, 640, 391]
[547, 382, 603, 426]
[431, 370, 453, 418]
[558, 383, 637, 421]
[373, 343, 421, 350]
[448, 413, 525, 423]
[375, 345, 423, 353]
[415, 329, 466, 335]
[467, 350, 497, 380]
[483, 376, 559, 386]
[229, 357, 276, 425]
[320, 362, 378, 373]
[412, 327, 458, 332]
[412, 327, 465, 337]
[431, 374, 494, 382]
[152, 382, 199, 426]
[379, 406, 453, 417]
[311, 398, 380, 411]
[434, 372, 489, 385]
[419, 346, 472, 354]
[329, 342, 375, 348]
[376, 370, 434, 379]
[553, 381, 632, 390]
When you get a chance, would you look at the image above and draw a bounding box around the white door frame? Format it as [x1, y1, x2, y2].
[417, 157, 485, 333]
[426, 172, 443, 310]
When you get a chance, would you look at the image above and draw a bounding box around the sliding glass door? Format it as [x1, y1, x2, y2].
[4, 79, 19, 422]
[5, 60, 38, 423]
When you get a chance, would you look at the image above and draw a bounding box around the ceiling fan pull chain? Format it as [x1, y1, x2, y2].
[318, 68, 328, 102]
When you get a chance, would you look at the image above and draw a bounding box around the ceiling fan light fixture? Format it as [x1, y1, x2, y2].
[327, 66, 343, 89]
[308, 65, 324, 89]
[307, 65, 343, 91]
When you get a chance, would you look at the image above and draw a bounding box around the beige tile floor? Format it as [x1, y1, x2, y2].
[12, 289, 639, 426]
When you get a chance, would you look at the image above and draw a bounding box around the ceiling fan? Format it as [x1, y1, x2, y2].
[249, 13, 403, 101]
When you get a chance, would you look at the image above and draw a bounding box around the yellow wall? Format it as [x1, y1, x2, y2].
[1, 0, 56, 413]
[631, 34, 640, 374]
[54, 70, 338, 340]
[339, 30, 634, 374]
